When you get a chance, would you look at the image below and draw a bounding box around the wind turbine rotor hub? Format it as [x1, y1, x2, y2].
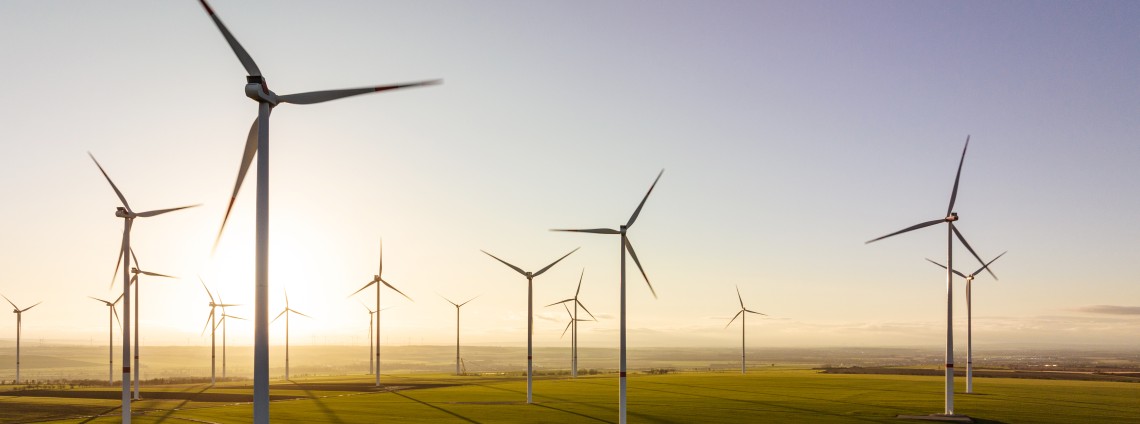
[115, 208, 131, 218]
[946, 212, 959, 222]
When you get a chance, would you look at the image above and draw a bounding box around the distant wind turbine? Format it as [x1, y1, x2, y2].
[194, 1, 440, 419]
[726, 285, 766, 374]
[89, 294, 123, 384]
[128, 250, 178, 400]
[553, 169, 663, 424]
[926, 251, 1006, 394]
[3, 295, 41, 383]
[218, 295, 244, 379]
[349, 240, 413, 386]
[557, 303, 594, 374]
[201, 279, 238, 385]
[440, 295, 479, 376]
[89, 152, 196, 423]
[546, 269, 596, 377]
[866, 137, 990, 417]
[482, 247, 578, 404]
[272, 290, 311, 380]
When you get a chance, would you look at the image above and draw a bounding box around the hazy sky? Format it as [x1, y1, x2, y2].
[0, 1, 1137, 351]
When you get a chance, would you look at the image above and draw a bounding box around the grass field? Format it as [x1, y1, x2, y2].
[3, 367, 1136, 423]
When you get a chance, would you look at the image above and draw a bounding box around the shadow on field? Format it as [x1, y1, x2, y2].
[152, 385, 210, 423]
[627, 380, 887, 423]
[533, 403, 613, 424]
[390, 390, 481, 424]
[76, 405, 122, 424]
[288, 379, 346, 424]
[5, 388, 304, 402]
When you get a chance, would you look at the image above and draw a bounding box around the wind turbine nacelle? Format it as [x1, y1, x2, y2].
[946, 212, 959, 221]
[244, 77, 277, 105]
[115, 207, 130, 218]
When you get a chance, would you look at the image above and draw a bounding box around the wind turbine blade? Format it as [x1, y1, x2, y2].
[138, 270, 177, 279]
[545, 299, 573, 308]
[284, 289, 289, 307]
[575, 269, 585, 297]
[865, 218, 945, 244]
[951, 225, 994, 279]
[348, 280, 378, 298]
[215, 303, 241, 307]
[947, 135, 970, 216]
[576, 300, 598, 321]
[563, 303, 573, 317]
[438, 294, 458, 307]
[378, 239, 383, 277]
[197, 0, 262, 76]
[735, 285, 744, 309]
[744, 309, 767, 316]
[213, 118, 259, 254]
[21, 302, 42, 312]
[533, 247, 579, 277]
[626, 169, 664, 228]
[113, 307, 121, 329]
[481, 250, 527, 276]
[87, 152, 132, 212]
[561, 321, 573, 339]
[277, 80, 442, 105]
[974, 251, 1008, 280]
[550, 228, 620, 235]
[201, 310, 214, 336]
[136, 204, 199, 218]
[380, 279, 414, 302]
[200, 277, 216, 303]
[623, 237, 657, 299]
[925, 258, 967, 279]
[109, 244, 124, 290]
[89, 296, 111, 305]
[726, 310, 743, 328]
[291, 309, 313, 319]
[359, 301, 375, 313]
[223, 314, 246, 321]
[114, 292, 124, 305]
[2, 295, 17, 310]
[272, 309, 287, 323]
[459, 295, 480, 307]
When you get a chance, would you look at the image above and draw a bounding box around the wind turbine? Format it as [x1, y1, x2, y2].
[89, 294, 123, 384]
[482, 247, 579, 404]
[89, 153, 196, 423]
[556, 302, 594, 375]
[546, 269, 596, 377]
[349, 240, 413, 386]
[865, 137, 990, 417]
[726, 285, 766, 374]
[3, 296, 41, 383]
[360, 303, 376, 375]
[127, 251, 178, 400]
[552, 169, 663, 424]
[440, 295, 478, 376]
[218, 295, 244, 379]
[926, 251, 1006, 394]
[195, 2, 440, 419]
[272, 290, 311, 381]
[201, 279, 239, 385]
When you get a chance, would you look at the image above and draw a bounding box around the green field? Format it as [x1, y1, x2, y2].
[3, 368, 1137, 423]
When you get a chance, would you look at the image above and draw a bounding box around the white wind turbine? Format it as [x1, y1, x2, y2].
[545, 269, 596, 377]
[201, 279, 239, 385]
[272, 290, 311, 381]
[194, 2, 440, 419]
[218, 295, 245, 379]
[726, 285, 766, 374]
[89, 152, 196, 423]
[482, 247, 579, 404]
[926, 251, 1006, 394]
[349, 240, 413, 386]
[440, 295, 478, 376]
[126, 251, 178, 400]
[3, 296, 41, 384]
[361, 303, 376, 375]
[866, 137, 991, 417]
[553, 169, 663, 424]
[556, 303, 594, 375]
[89, 294, 123, 384]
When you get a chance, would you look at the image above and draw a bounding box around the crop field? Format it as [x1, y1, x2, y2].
[2, 367, 1136, 423]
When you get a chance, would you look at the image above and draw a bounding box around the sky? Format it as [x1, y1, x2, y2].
[0, 0, 1138, 351]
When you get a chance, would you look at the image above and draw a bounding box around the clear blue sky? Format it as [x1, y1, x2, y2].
[0, 0, 1137, 350]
